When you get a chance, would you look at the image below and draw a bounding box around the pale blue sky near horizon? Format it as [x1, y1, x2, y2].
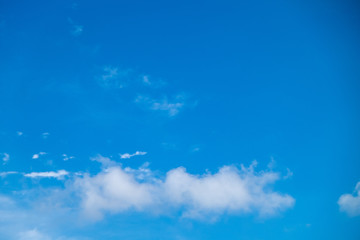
[0, 0, 360, 239]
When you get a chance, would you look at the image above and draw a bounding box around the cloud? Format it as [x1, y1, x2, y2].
[16, 131, 23, 136]
[68, 18, 83, 36]
[338, 181, 360, 217]
[18, 229, 51, 240]
[32, 152, 47, 159]
[24, 170, 69, 180]
[0, 192, 82, 240]
[62, 154, 74, 161]
[284, 168, 293, 179]
[135, 94, 188, 117]
[142, 75, 151, 85]
[74, 158, 294, 221]
[42, 132, 50, 139]
[141, 74, 166, 88]
[97, 66, 166, 90]
[72, 25, 83, 36]
[0, 171, 18, 177]
[91, 154, 117, 168]
[1, 153, 9, 163]
[120, 151, 147, 159]
[97, 66, 135, 89]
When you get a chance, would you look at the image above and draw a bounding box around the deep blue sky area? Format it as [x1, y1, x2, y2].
[0, 0, 360, 239]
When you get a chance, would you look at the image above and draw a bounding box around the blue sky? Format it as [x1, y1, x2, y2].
[0, 0, 360, 239]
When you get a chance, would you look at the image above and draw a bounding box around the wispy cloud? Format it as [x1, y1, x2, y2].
[18, 229, 51, 240]
[24, 170, 69, 180]
[97, 66, 167, 90]
[135, 94, 188, 117]
[62, 154, 75, 161]
[68, 18, 83, 36]
[338, 181, 360, 217]
[120, 151, 147, 159]
[142, 75, 151, 85]
[1, 153, 9, 163]
[42, 132, 50, 139]
[141, 74, 166, 88]
[91, 154, 117, 168]
[97, 66, 133, 89]
[284, 168, 293, 179]
[0, 171, 18, 177]
[16, 131, 23, 136]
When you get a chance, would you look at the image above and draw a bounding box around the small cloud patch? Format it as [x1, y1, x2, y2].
[338, 181, 360, 217]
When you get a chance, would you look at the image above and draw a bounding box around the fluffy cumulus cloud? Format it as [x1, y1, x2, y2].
[74, 157, 294, 221]
[338, 181, 360, 217]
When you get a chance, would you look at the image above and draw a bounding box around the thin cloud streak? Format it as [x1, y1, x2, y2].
[135, 94, 188, 117]
[24, 170, 69, 180]
[120, 151, 147, 159]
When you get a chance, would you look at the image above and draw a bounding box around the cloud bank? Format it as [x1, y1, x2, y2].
[338, 181, 360, 217]
[74, 158, 295, 221]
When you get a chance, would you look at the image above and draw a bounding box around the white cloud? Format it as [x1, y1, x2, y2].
[24, 170, 69, 180]
[284, 168, 293, 179]
[42, 132, 50, 139]
[142, 75, 151, 85]
[16, 131, 23, 136]
[97, 66, 166, 90]
[141, 74, 166, 88]
[98, 66, 135, 89]
[32, 152, 47, 159]
[338, 181, 360, 217]
[120, 151, 147, 159]
[192, 147, 200, 152]
[0, 171, 18, 177]
[135, 94, 187, 117]
[75, 158, 294, 221]
[91, 154, 117, 168]
[68, 18, 83, 36]
[18, 229, 51, 240]
[101, 66, 119, 81]
[72, 25, 83, 36]
[62, 154, 74, 161]
[1, 153, 9, 163]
